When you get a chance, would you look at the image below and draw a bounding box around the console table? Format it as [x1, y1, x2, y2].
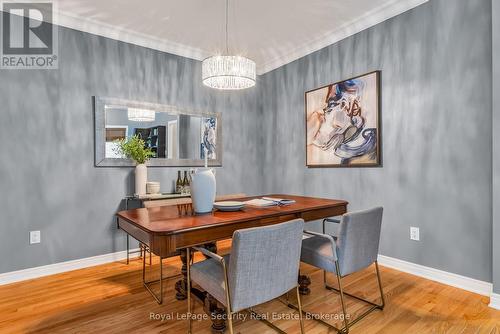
[123, 193, 190, 264]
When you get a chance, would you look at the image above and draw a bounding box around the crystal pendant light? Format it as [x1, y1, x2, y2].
[127, 108, 155, 122]
[202, 0, 256, 90]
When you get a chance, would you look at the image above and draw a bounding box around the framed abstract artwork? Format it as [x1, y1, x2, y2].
[200, 117, 217, 160]
[305, 71, 381, 167]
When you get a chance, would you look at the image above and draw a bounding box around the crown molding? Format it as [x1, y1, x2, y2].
[1, 0, 209, 61]
[257, 0, 429, 74]
[56, 10, 210, 61]
[3, 0, 428, 74]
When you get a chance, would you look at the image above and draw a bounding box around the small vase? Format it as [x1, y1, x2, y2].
[190, 168, 216, 214]
[135, 163, 147, 196]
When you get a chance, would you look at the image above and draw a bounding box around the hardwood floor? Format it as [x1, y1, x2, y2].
[1, 241, 499, 334]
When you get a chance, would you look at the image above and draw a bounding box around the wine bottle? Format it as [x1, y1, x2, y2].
[176, 171, 182, 193]
[183, 171, 190, 195]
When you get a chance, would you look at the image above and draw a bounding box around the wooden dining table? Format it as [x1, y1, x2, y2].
[116, 194, 348, 332]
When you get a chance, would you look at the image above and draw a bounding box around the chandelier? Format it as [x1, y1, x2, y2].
[202, 0, 256, 90]
[127, 108, 155, 122]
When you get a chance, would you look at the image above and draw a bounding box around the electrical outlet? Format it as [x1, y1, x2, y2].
[30, 231, 41, 244]
[410, 227, 420, 241]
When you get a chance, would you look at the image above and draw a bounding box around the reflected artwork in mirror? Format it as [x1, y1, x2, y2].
[94, 97, 222, 167]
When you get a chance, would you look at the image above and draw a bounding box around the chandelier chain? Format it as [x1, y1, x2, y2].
[225, 0, 229, 54]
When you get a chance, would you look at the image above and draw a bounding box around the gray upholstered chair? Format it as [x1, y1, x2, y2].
[186, 219, 306, 334]
[139, 193, 247, 304]
[299, 207, 385, 333]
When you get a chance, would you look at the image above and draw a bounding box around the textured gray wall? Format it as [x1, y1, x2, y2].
[0, 0, 495, 285]
[493, 0, 500, 293]
[259, 0, 493, 282]
[0, 26, 263, 274]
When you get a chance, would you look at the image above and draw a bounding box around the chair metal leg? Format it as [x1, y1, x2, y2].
[328, 261, 385, 333]
[296, 286, 305, 334]
[225, 309, 233, 333]
[222, 261, 234, 334]
[187, 248, 192, 334]
[142, 254, 163, 304]
[335, 261, 349, 334]
[322, 220, 328, 288]
[325, 263, 385, 310]
[286, 262, 385, 333]
[256, 287, 306, 334]
[142, 254, 182, 305]
[375, 261, 386, 309]
[249, 309, 286, 334]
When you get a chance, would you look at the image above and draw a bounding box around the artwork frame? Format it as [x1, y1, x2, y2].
[200, 117, 217, 160]
[305, 70, 382, 168]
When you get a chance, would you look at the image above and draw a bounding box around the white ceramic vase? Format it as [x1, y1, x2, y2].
[135, 163, 147, 196]
[190, 168, 216, 214]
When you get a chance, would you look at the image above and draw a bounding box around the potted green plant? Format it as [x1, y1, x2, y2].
[114, 135, 154, 195]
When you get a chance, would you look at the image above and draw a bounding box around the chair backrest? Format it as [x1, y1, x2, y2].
[336, 207, 383, 276]
[228, 219, 304, 312]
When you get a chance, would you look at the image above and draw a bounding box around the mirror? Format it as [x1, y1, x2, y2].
[94, 97, 222, 167]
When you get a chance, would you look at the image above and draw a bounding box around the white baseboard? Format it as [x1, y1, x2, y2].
[489, 293, 500, 310]
[0, 248, 140, 286]
[377, 254, 493, 296]
[1, 249, 498, 309]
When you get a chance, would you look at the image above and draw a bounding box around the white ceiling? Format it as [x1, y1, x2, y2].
[53, 0, 427, 74]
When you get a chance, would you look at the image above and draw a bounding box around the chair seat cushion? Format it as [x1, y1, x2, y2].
[301, 235, 337, 273]
[190, 254, 230, 306]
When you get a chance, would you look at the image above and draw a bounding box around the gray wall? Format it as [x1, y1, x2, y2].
[259, 0, 493, 282]
[0, 26, 263, 274]
[0, 0, 496, 286]
[493, 0, 500, 293]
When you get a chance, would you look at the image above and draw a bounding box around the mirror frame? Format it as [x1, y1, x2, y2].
[94, 96, 223, 167]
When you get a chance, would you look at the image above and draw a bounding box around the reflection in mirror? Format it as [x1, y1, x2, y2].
[105, 107, 217, 161]
[94, 97, 222, 167]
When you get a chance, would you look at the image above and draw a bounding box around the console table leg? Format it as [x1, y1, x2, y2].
[126, 234, 130, 265]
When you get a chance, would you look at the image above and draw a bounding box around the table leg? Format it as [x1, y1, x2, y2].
[175, 250, 188, 300]
[204, 294, 227, 333]
[175, 242, 218, 300]
[298, 274, 311, 295]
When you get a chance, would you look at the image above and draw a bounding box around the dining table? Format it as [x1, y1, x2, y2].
[116, 194, 348, 332]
